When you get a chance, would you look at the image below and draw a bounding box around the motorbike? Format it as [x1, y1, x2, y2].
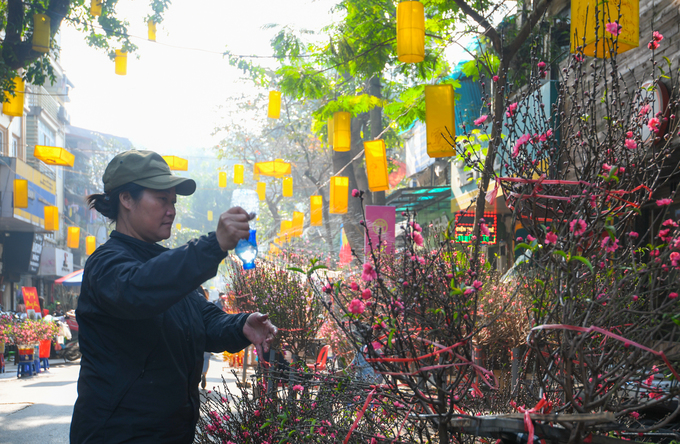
[51, 313, 81, 361]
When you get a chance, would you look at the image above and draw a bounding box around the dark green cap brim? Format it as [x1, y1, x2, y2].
[133, 175, 196, 196]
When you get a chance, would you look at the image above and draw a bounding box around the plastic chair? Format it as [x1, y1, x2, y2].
[17, 361, 36, 377]
[307, 345, 331, 372]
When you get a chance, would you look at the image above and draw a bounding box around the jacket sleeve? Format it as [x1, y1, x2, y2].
[86, 233, 228, 320]
[199, 298, 251, 353]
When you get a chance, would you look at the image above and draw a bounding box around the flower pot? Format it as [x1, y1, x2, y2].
[17, 346, 34, 362]
[39, 339, 51, 358]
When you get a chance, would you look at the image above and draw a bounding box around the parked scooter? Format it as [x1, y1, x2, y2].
[51, 313, 81, 361]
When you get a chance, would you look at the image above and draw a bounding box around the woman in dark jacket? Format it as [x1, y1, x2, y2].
[70, 150, 277, 443]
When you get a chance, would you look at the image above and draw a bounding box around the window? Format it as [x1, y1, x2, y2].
[38, 120, 56, 146]
[0, 127, 5, 155]
[10, 137, 19, 158]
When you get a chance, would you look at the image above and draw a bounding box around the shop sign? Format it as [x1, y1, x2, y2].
[454, 212, 497, 244]
[39, 245, 73, 277]
[29, 233, 44, 273]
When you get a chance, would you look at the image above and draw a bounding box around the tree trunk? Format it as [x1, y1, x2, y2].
[333, 115, 366, 263]
[471, 62, 509, 268]
[369, 75, 386, 205]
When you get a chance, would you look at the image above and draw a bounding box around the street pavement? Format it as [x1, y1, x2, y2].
[0, 354, 253, 444]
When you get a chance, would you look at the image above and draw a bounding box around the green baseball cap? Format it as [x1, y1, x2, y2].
[103, 150, 196, 195]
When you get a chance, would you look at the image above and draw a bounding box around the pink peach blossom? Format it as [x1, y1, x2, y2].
[605, 22, 622, 36]
[362, 263, 377, 281]
[648, 117, 661, 133]
[570, 219, 587, 236]
[545, 232, 558, 244]
[474, 115, 488, 126]
[348, 298, 365, 315]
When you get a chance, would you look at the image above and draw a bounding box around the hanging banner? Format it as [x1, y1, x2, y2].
[22, 287, 40, 312]
[339, 228, 352, 265]
[364, 205, 396, 257]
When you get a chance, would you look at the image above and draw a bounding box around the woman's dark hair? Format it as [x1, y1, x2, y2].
[87, 183, 146, 223]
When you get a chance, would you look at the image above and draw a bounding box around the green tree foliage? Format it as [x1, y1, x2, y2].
[0, 0, 170, 96]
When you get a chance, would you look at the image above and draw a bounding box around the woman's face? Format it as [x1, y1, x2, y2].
[126, 188, 177, 243]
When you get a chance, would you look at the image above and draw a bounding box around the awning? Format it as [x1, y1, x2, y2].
[54, 269, 83, 286]
[386, 186, 452, 214]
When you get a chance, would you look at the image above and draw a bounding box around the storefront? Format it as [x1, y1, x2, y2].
[0, 157, 56, 311]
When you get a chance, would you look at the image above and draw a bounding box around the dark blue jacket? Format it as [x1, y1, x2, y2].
[70, 231, 250, 443]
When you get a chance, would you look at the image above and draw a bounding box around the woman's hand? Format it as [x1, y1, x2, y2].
[215, 207, 253, 252]
[243, 312, 278, 356]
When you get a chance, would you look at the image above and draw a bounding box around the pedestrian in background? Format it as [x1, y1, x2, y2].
[70, 150, 277, 443]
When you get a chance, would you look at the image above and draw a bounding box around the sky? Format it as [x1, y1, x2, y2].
[59, 0, 339, 156]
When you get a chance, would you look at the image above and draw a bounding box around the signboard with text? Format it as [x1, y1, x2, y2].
[22, 287, 40, 312]
[364, 205, 396, 257]
[454, 212, 497, 244]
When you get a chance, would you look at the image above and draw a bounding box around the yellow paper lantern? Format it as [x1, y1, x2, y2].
[218, 172, 227, 188]
[34, 146, 75, 167]
[32, 14, 51, 53]
[115, 50, 127, 76]
[176, 223, 182, 230]
[3, 77, 25, 117]
[148, 19, 157, 41]
[571, 0, 638, 58]
[330, 176, 349, 214]
[291, 212, 304, 237]
[397, 1, 425, 63]
[425, 84, 456, 158]
[14, 179, 28, 208]
[333, 112, 351, 152]
[268, 91, 281, 119]
[269, 244, 280, 255]
[364, 139, 389, 192]
[162, 155, 188, 171]
[233, 164, 244, 184]
[310, 195, 323, 226]
[90, 0, 102, 16]
[280, 220, 293, 241]
[67, 227, 80, 249]
[282, 177, 293, 197]
[208, 210, 213, 221]
[44, 206, 59, 231]
[254, 159, 291, 178]
[86, 236, 96, 255]
[257, 182, 266, 201]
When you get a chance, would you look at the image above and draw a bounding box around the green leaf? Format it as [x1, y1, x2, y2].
[552, 250, 568, 261]
[514, 242, 533, 252]
[287, 267, 305, 274]
[307, 264, 328, 276]
[387, 330, 395, 348]
[569, 256, 594, 273]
